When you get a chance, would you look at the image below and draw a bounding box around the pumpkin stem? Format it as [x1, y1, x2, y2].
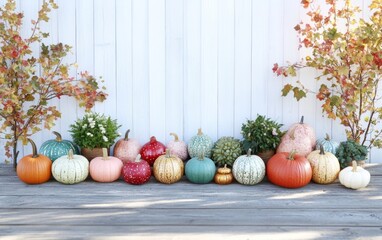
[351, 160, 358, 172]
[150, 136, 157, 143]
[124, 129, 130, 141]
[170, 132, 179, 142]
[247, 148, 252, 157]
[102, 148, 108, 160]
[325, 133, 331, 141]
[28, 138, 39, 158]
[300, 116, 304, 124]
[135, 154, 141, 163]
[287, 150, 297, 160]
[68, 149, 74, 160]
[52, 131, 62, 142]
[198, 150, 205, 160]
[224, 164, 227, 169]
[165, 149, 171, 158]
[319, 145, 325, 155]
[197, 128, 203, 135]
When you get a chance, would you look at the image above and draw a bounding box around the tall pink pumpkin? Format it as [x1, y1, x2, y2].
[277, 116, 316, 156]
[167, 133, 188, 161]
[114, 129, 141, 163]
[90, 148, 123, 182]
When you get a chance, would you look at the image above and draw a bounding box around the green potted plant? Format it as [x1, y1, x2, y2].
[335, 140, 368, 169]
[70, 112, 121, 160]
[241, 115, 283, 164]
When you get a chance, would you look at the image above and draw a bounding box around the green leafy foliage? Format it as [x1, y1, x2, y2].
[335, 140, 368, 169]
[69, 113, 120, 149]
[273, 0, 382, 149]
[212, 137, 242, 167]
[241, 115, 283, 154]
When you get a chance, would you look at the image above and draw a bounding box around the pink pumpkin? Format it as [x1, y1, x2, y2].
[122, 154, 151, 185]
[114, 129, 141, 163]
[90, 148, 123, 182]
[277, 116, 316, 156]
[167, 133, 188, 161]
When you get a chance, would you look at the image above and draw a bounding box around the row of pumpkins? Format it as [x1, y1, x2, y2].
[16, 118, 371, 190]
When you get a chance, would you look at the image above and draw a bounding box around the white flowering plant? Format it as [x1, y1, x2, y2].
[241, 115, 283, 154]
[69, 112, 121, 149]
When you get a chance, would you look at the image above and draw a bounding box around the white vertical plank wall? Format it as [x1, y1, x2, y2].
[4, 0, 381, 163]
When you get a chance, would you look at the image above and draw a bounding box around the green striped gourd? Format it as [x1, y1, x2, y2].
[52, 149, 89, 184]
[315, 133, 339, 154]
[188, 128, 214, 158]
[39, 131, 80, 161]
[185, 152, 216, 184]
[212, 137, 242, 167]
[233, 149, 265, 185]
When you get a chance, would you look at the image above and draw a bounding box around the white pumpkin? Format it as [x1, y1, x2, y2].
[307, 145, 340, 184]
[232, 149, 265, 185]
[52, 149, 89, 184]
[339, 161, 370, 190]
[167, 132, 188, 161]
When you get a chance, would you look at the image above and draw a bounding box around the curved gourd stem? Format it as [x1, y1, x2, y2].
[300, 116, 304, 124]
[150, 136, 157, 143]
[102, 148, 108, 160]
[53, 131, 62, 142]
[224, 164, 227, 169]
[68, 149, 74, 160]
[287, 150, 297, 160]
[165, 149, 171, 158]
[28, 138, 39, 158]
[319, 145, 325, 155]
[198, 150, 205, 160]
[197, 128, 203, 136]
[351, 161, 358, 172]
[124, 129, 130, 141]
[246, 148, 252, 157]
[325, 133, 331, 141]
[135, 154, 141, 163]
[170, 132, 179, 142]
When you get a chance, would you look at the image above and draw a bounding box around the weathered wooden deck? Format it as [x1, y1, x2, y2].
[1, 164, 382, 240]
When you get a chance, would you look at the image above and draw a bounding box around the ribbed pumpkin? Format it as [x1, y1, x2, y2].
[17, 139, 52, 184]
[113, 129, 141, 163]
[89, 148, 123, 182]
[232, 149, 265, 185]
[267, 151, 312, 188]
[52, 149, 89, 184]
[339, 161, 371, 189]
[39, 131, 80, 161]
[122, 154, 151, 185]
[277, 116, 316, 156]
[316, 133, 339, 154]
[188, 128, 214, 158]
[167, 132, 188, 161]
[214, 164, 233, 185]
[153, 149, 184, 184]
[140, 136, 166, 166]
[185, 152, 216, 184]
[307, 145, 340, 184]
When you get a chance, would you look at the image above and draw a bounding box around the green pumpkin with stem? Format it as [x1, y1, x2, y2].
[39, 131, 80, 161]
[185, 151, 216, 184]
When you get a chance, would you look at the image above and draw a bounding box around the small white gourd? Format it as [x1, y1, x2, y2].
[232, 149, 265, 185]
[339, 161, 370, 190]
[52, 149, 89, 184]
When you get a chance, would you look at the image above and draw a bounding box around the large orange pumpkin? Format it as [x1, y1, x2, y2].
[267, 151, 312, 188]
[17, 139, 52, 184]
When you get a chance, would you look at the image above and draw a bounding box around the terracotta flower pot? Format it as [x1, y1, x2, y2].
[81, 147, 110, 161]
[257, 149, 275, 165]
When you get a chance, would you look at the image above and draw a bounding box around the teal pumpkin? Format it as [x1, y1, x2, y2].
[185, 153, 216, 184]
[316, 133, 339, 154]
[188, 128, 214, 158]
[232, 149, 265, 185]
[39, 131, 80, 161]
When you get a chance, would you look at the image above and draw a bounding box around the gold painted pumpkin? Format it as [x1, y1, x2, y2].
[153, 149, 184, 184]
[307, 145, 340, 184]
[214, 164, 233, 185]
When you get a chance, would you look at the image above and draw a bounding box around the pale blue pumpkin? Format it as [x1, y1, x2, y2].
[40, 131, 80, 161]
[188, 128, 214, 158]
[316, 134, 339, 154]
[185, 153, 216, 184]
[233, 149, 265, 185]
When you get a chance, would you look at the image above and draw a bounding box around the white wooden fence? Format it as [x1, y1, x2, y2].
[3, 0, 381, 162]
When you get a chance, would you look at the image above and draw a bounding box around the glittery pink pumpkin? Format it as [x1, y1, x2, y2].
[114, 129, 141, 163]
[167, 133, 188, 161]
[122, 154, 151, 185]
[140, 136, 166, 166]
[277, 116, 316, 156]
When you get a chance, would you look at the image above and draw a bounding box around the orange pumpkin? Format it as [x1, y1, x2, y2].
[267, 151, 312, 188]
[90, 148, 123, 182]
[17, 139, 52, 184]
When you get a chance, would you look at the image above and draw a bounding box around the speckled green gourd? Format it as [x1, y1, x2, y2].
[185, 153, 216, 184]
[212, 137, 242, 167]
[39, 131, 80, 161]
[188, 128, 214, 158]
